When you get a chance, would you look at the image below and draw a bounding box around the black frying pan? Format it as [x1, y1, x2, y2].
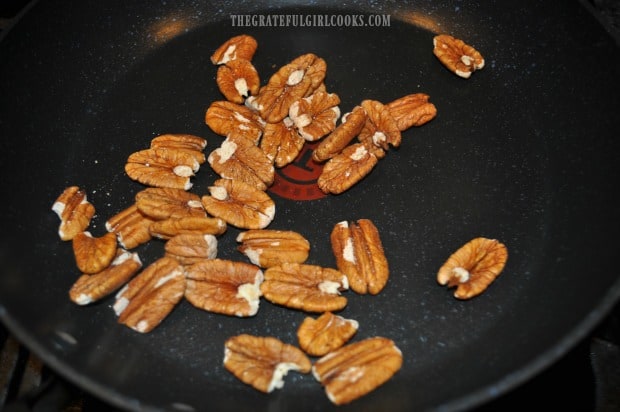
[1, 1, 619, 411]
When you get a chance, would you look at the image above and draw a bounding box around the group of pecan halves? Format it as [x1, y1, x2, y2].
[52, 186, 400, 405]
[50, 31, 506, 406]
[206, 34, 438, 196]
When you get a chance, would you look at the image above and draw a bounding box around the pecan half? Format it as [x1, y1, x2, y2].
[357, 122, 387, 159]
[261, 263, 349, 313]
[386, 93, 437, 131]
[236, 229, 310, 268]
[72, 231, 118, 275]
[437, 237, 508, 299]
[312, 105, 367, 163]
[297, 311, 358, 357]
[69, 249, 142, 305]
[288, 91, 341, 141]
[358, 99, 401, 151]
[185, 258, 263, 317]
[135, 187, 205, 220]
[205, 100, 264, 143]
[164, 233, 218, 266]
[224, 334, 312, 393]
[433, 34, 485, 79]
[125, 147, 201, 190]
[52, 186, 95, 241]
[106, 204, 154, 249]
[304, 56, 328, 93]
[312, 337, 403, 405]
[217, 58, 261, 104]
[149, 215, 227, 240]
[201, 178, 275, 229]
[317, 143, 379, 195]
[150, 134, 207, 164]
[207, 135, 275, 191]
[252, 53, 327, 123]
[330, 219, 389, 295]
[151, 133, 207, 152]
[260, 117, 305, 168]
[211, 34, 258, 65]
[113, 256, 186, 333]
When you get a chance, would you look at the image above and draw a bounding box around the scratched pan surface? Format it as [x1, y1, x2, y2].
[1, 1, 619, 411]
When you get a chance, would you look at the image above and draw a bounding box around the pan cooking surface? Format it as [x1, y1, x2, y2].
[1, 1, 619, 411]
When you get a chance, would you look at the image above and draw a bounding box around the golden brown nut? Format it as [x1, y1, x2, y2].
[149, 215, 227, 240]
[210, 34, 258, 65]
[304, 55, 328, 92]
[207, 135, 275, 191]
[164, 233, 218, 266]
[260, 117, 305, 168]
[312, 337, 403, 405]
[105, 204, 154, 249]
[236, 229, 310, 268]
[317, 143, 379, 195]
[433, 34, 485, 79]
[201, 178, 275, 229]
[385, 93, 437, 131]
[312, 105, 367, 163]
[149, 134, 207, 164]
[437, 237, 508, 299]
[113, 256, 186, 333]
[330, 219, 389, 295]
[297, 311, 358, 356]
[205, 100, 264, 143]
[216, 58, 261, 104]
[69, 249, 142, 305]
[185, 258, 263, 317]
[357, 124, 387, 159]
[125, 147, 201, 190]
[150, 133, 207, 152]
[51, 186, 95, 241]
[72, 231, 118, 274]
[134, 187, 205, 221]
[261, 263, 349, 313]
[224, 334, 312, 393]
[358, 99, 401, 151]
[288, 91, 340, 141]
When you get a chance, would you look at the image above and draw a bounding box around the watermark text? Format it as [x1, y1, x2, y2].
[231, 14, 391, 28]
